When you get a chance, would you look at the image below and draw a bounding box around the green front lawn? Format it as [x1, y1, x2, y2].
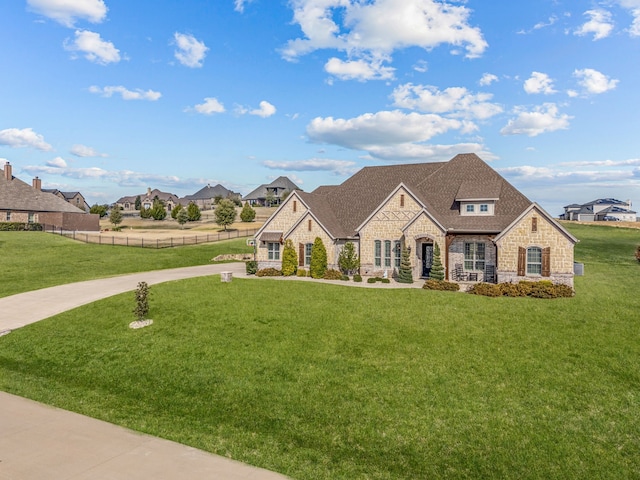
[0, 232, 252, 298]
[1, 224, 639, 479]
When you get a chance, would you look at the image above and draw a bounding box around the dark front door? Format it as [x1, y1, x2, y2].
[422, 243, 433, 277]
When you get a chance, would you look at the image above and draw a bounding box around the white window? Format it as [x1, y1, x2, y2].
[384, 240, 392, 267]
[394, 241, 402, 268]
[374, 240, 381, 267]
[480, 204, 488, 212]
[527, 247, 542, 275]
[268, 242, 280, 260]
[466, 204, 475, 213]
[305, 243, 313, 266]
[6, 211, 11, 221]
[464, 242, 486, 271]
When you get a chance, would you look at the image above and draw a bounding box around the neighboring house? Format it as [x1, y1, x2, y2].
[0, 162, 99, 231]
[243, 176, 300, 207]
[42, 188, 90, 212]
[116, 188, 181, 212]
[181, 184, 241, 210]
[254, 154, 578, 287]
[560, 199, 636, 222]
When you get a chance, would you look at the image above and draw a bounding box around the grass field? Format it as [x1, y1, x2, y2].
[0, 233, 252, 298]
[1, 223, 639, 479]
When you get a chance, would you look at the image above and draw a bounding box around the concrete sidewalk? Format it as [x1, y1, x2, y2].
[0, 262, 248, 332]
[0, 262, 290, 479]
[0, 391, 289, 480]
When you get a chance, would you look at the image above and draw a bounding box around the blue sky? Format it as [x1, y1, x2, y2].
[1, 0, 639, 215]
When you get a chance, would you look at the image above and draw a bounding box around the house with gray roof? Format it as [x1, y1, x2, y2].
[42, 188, 90, 212]
[1, 162, 99, 231]
[254, 154, 578, 287]
[181, 184, 240, 210]
[243, 176, 300, 207]
[560, 198, 636, 222]
[116, 188, 181, 213]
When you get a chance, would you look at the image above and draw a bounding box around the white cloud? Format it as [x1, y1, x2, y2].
[0, 127, 53, 151]
[559, 158, 640, 167]
[64, 30, 120, 64]
[89, 85, 162, 101]
[500, 103, 572, 137]
[616, 1, 640, 35]
[173, 33, 209, 68]
[573, 68, 619, 94]
[70, 144, 108, 157]
[364, 143, 496, 162]
[391, 83, 503, 121]
[46, 156, 67, 168]
[479, 73, 498, 86]
[307, 110, 463, 150]
[250, 101, 277, 118]
[324, 57, 395, 81]
[234, 0, 254, 13]
[574, 9, 614, 40]
[27, 0, 107, 27]
[263, 158, 359, 176]
[281, 0, 487, 78]
[523, 72, 557, 95]
[189, 97, 226, 115]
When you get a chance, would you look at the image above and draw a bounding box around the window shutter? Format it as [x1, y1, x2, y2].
[298, 243, 304, 267]
[517, 247, 525, 276]
[542, 247, 551, 277]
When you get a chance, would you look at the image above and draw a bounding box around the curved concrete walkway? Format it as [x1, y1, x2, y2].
[0, 263, 290, 480]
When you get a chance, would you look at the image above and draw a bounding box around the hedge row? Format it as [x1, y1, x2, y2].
[0, 222, 43, 231]
[422, 279, 460, 291]
[468, 281, 574, 298]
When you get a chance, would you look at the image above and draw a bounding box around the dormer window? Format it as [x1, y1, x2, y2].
[466, 204, 475, 213]
[461, 201, 495, 216]
[480, 204, 488, 213]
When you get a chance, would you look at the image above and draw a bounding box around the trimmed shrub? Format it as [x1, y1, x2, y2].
[256, 268, 283, 277]
[353, 274, 363, 282]
[245, 261, 258, 275]
[422, 279, 460, 292]
[133, 281, 150, 321]
[429, 243, 445, 281]
[381, 278, 390, 284]
[281, 239, 298, 276]
[0, 222, 43, 231]
[468, 282, 502, 297]
[310, 237, 328, 279]
[367, 277, 377, 284]
[396, 245, 413, 284]
[323, 269, 343, 280]
[296, 268, 308, 277]
[240, 202, 256, 222]
[341, 275, 349, 281]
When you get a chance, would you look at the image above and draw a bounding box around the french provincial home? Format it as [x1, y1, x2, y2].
[254, 154, 577, 287]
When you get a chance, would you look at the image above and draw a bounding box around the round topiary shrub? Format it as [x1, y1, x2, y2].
[245, 261, 258, 275]
[353, 274, 363, 282]
[296, 268, 308, 277]
[323, 268, 343, 280]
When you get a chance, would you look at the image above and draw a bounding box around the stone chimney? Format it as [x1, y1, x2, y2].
[3, 162, 12, 181]
[32, 176, 42, 191]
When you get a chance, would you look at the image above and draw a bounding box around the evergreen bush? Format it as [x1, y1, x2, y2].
[133, 281, 150, 321]
[240, 202, 256, 222]
[281, 239, 298, 276]
[256, 268, 283, 277]
[296, 268, 307, 277]
[422, 279, 460, 291]
[323, 269, 343, 280]
[429, 243, 444, 281]
[309, 237, 328, 279]
[397, 245, 414, 284]
[338, 241, 360, 275]
[187, 202, 201, 221]
[353, 274, 363, 282]
[245, 261, 258, 275]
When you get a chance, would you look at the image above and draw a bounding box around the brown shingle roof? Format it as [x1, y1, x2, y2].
[300, 154, 533, 237]
[0, 167, 86, 213]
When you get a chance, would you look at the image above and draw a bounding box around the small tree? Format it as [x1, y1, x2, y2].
[397, 245, 414, 284]
[133, 281, 149, 321]
[213, 195, 223, 205]
[265, 190, 276, 207]
[90, 204, 108, 217]
[240, 202, 256, 222]
[187, 202, 201, 221]
[338, 241, 360, 275]
[281, 239, 297, 276]
[215, 198, 237, 231]
[109, 206, 123, 229]
[150, 200, 166, 220]
[176, 208, 188, 228]
[171, 203, 183, 219]
[310, 237, 328, 279]
[430, 243, 445, 280]
[134, 195, 142, 210]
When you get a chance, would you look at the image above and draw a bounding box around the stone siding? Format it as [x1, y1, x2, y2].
[403, 212, 446, 279]
[359, 188, 422, 277]
[495, 209, 575, 287]
[448, 235, 497, 281]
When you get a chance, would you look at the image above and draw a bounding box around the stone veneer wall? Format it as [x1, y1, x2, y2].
[403, 212, 446, 279]
[447, 235, 497, 281]
[495, 209, 575, 287]
[359, 189, 422, 277]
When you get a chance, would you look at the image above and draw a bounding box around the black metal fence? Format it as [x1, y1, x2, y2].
[42, 225, 258, 248]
